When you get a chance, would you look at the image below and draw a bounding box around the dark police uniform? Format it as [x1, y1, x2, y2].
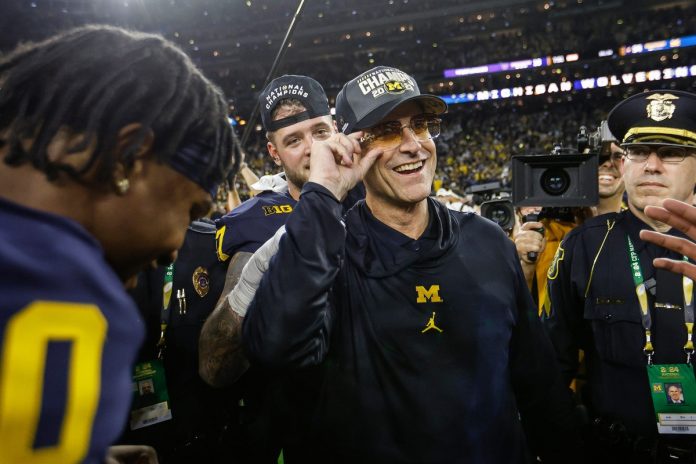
[546, 89, 696, 463]
[244, 183, 580, 464]
[546, 210, 694, 460]
[0, 197, 144, 463]
[121, 220, 277, 463]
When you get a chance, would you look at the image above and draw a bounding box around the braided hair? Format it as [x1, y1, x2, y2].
[0, 24, 236, 188]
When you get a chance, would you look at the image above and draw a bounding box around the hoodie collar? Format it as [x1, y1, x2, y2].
[345, 197, 457, 278]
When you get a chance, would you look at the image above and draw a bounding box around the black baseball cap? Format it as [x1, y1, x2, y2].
[335, 66, 447, 134]
[258, 75, 331, 132]
[608, 89, 696, 148]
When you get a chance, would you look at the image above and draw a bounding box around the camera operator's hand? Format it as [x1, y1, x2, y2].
[515, 221, 546, 289]
[515, 221, 546, 265]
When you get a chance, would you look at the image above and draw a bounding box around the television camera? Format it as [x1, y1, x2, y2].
[467, 181, 516, 232]
[511, 121, 616, 207]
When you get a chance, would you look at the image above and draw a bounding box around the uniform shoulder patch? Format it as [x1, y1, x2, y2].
[547, 244, 565, 281]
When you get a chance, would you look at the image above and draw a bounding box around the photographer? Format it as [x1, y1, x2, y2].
[514, 141, 625, 308]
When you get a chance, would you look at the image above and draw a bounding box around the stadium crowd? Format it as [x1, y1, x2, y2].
[3, 0, 694, 114]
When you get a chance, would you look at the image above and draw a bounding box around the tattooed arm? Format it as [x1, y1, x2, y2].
[198, 251, 252, 388]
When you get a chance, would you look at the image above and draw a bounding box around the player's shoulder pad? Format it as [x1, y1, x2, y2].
[189, 219, 216, 235]
[215, 192, 278, 228]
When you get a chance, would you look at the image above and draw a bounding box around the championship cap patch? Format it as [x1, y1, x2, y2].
[607, 89, 696, 148]
[259, 75, 330, 132]
[335, 66, 447, 134]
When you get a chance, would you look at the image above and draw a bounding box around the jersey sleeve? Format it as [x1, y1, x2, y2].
[216, 195, 296, 261]
[216, 214, 244, 262]
[242, 183, 344, 368]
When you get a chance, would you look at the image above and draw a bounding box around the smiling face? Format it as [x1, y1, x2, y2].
[620, 144, 696, 215]
[362, 101, 437, 209]
[669, 385, 682, 402]
[598, 142, 625, 199]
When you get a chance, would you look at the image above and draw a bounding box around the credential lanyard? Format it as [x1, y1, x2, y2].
[157, 262, 175, 360]
[626, 235, 694, 364]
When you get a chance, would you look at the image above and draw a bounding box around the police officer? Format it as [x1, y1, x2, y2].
[121, 219, 277, 463]
[546, 90, 696, 463]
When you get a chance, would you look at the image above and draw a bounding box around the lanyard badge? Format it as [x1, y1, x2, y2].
[647, 364, 696, 434]
[627, 235, 696, 433]
[130, 263, 176, 430]
[129, 359, 173, 430]
[157, 263, 175, 360]
[626, 236, 693, 364]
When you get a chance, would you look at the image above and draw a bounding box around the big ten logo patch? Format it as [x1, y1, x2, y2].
[416, 285, 444, 303]
[262, 204, 293, 216]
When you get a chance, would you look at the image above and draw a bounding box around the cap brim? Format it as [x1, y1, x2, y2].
[621, 141, 696, 149]
[350, 94, 447, 133]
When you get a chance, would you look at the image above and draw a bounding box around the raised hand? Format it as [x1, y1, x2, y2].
[640, 199, 696, 281]
[308, 132, 382, 201]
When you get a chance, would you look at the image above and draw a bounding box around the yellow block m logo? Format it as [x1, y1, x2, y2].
[416, 285, 443, 303]
[385, 80, 404, 92]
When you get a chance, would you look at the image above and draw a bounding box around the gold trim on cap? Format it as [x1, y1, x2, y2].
[623, 126, 696, 144]
[629, 135, 696, 147]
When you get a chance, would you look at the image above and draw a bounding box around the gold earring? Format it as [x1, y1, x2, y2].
[116, 178, 130, 195]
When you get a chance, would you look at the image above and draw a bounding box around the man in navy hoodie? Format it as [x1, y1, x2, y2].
[243, 66, 580, 463]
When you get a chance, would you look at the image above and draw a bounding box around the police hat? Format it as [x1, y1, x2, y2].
[607, 89, 696, 148]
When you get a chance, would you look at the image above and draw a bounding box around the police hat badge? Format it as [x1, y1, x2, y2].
[192, 266, 210, 298]
[607, 89, 696, 148]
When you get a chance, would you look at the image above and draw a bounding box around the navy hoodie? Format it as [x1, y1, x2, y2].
[244, 183, 579, 463]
